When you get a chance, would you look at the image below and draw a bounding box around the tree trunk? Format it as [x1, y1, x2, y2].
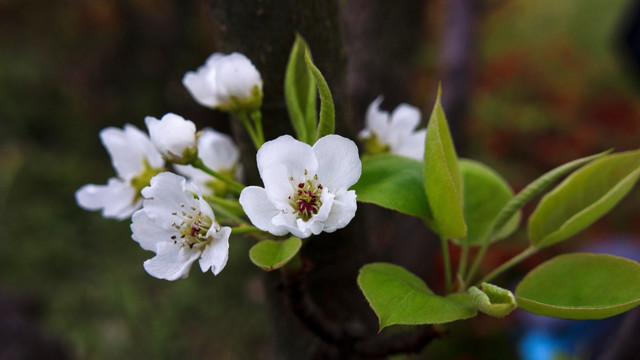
[205, 2, 443, 358]
[205, 1, 374, 358]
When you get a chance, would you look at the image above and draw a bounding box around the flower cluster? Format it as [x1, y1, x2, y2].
[76, 49, 375, 281]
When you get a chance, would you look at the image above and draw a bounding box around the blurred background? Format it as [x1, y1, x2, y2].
[1, 0, 640, 359]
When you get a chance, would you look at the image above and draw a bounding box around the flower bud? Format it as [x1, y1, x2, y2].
[145, 113, 197, 164]
[183, 52, 263, 112]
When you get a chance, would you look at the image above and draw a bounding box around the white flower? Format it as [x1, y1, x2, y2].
[359, 96, 426, 160]
[174, 128, 242, 196]
[239, 135, 361, 239]
[183, 52, 263, 112]
[75, 124, 164, 219]
[131, 172, 231, 280]
[145, 113, 197, 164]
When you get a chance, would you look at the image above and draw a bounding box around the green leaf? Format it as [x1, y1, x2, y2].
[424, 86, 466, 239]
[468, 282, 517, 318]
[303, 48, 334, 142]
[358, 262, 477, 329]
[491, 150, 609, 239]
[515, 253, 640, 319]
[529, 150, 640, 248]
[352, 154, 433, 221]
[458, 159, 519, 246]
[284, 35, 317, 144]
[249, 237, 302, 271]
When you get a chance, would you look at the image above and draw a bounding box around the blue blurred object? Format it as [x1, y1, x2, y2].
[519, 330, 570, 360]
[517, 236, 640, 360]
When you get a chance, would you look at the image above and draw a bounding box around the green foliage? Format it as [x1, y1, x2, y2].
[352, 154, 433, 221]
[458, 159, 519, 246]
[529, 150, 640, 248]
[303, 45, 335, 142]
[424, 87, 466, 239]
[248, 237, 302, 271]
[284, 35, 317, 144]
[358, 263, 477, 329]
[490, 150, 609, 239]
[515, 253, 640, 319]
[468, 282, 517, 318]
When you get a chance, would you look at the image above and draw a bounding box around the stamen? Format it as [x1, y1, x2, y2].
[289, 172, 324, 222]
[169, 201, 214, 249]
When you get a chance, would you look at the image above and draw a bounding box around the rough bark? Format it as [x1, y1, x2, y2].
[204, 1, 373, 358]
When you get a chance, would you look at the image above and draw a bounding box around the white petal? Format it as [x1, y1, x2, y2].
[394, 129, 426, 160]
[239, 186, 290, 236]
[145, 113, 197, 160]
[131, 209, 174, 251]
[143, 242, 200, 281]
[141, 172, 195, 227]
[75, 178, 139, 219]
[294, 217, 322, 237]
[292, 191, 335, 237]
[261, 164, 296, 210]
[100, 126, 142, 180]
[173, 164, 215, 196]
[314, 190, 335, 223]
[322, 190, 357, 233]
[214, 52, 262, 101]
[364, 96, 391, 142]
[390, 103, 421, 133]
[257, 135, 317, 184]
[272, 212, 312, 238]
[99, 125, 163, 179]
[199, 226, 231, 275]
[313, 135, 362, 191]
[196, 193, 216, 222]
[125, 124, 165, 169]
[197, 129, 240, 171]
[182, 67, 221, 108]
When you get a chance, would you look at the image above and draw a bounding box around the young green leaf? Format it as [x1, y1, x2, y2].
[529, 150, 640, 248]
[491, 150, 610, 238]
[458, 159, 519, 246]
[303, 48, 334, 142]
[515, 253, 640, 319]
[249, 237, 302, 271]
[352, 154, 433, 222]
[358, 263, 477, 329]
[468, 282, 517, 318]
[284, 35, 317, 144]
[424, 86, 466, 239]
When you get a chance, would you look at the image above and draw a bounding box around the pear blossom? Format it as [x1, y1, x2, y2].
[131, 172, 231, 280]
[75, 124, 164, 219]
[145, 113, 197, 164]
[359, 96, 427, 160]
[239, 135, 361, 239]
[174, 128, 242, 196]
[183, 52, 263, 112]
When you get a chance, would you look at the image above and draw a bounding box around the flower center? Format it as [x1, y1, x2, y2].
[170, 203, 213, 249]
[362, 133, 391, 155]
[289, 171, 323, 222]
[131, 159, 164, 201]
